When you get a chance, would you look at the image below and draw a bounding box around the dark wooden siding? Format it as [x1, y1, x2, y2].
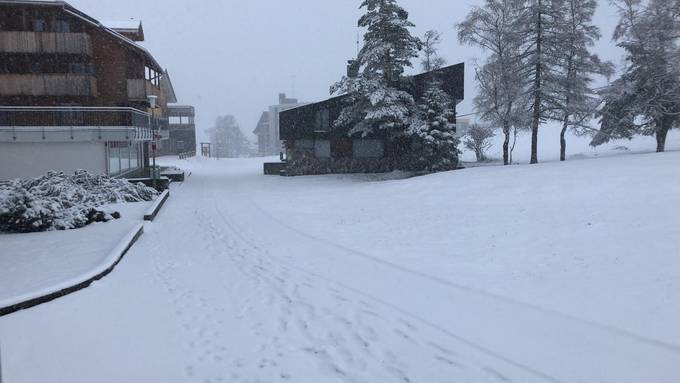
[280, 63, 464, 141]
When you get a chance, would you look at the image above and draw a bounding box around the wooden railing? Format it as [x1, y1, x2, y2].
[0, 74, 97, 97]
[0, 32, 92, 55]
[127, 79, 163, 101]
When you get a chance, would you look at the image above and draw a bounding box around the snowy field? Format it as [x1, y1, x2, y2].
[0, 202, 151, 308]
[0, 134, 678, 383]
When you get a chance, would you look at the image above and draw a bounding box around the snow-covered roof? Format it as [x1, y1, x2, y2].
[103, 19, 141, 31]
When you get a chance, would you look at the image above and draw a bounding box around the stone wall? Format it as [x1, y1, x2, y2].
[285, 150, 393, 176]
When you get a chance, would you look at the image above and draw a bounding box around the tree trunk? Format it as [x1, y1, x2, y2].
[560, 116, 569, 162]
[656, 120, 670, 153]
[510, 127, 518, 165]
[530, 0, 542, 165]
[502, 123, 511, 165]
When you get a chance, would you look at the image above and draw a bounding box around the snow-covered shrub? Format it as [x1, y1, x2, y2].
[0, 170, 157, 233]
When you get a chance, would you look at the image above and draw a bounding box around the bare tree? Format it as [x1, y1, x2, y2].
[464, 124, 496, 162]
[207, 115, 250, 158]
[421, 29, 446, 72]
[550, 0, 613, 161]
[458, 0, 530, 166]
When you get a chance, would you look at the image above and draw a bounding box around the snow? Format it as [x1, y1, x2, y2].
[1, 144, 679, 382]
[103, 19, 141, 30]
[0, 202, 151, 308]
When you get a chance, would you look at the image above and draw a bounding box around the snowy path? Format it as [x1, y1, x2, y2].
[1, 154, 679, 382]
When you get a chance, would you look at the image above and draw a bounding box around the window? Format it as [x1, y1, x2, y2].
[108, 142, 136, 176]
[130, 143, 139, 169]
[70, 63, 84, 74]
[294, 140, 314, 150]
[169, 116, 182, 124]
[314, 109, 330, 131]
[176, 141, 185, 151]
[30, 62, 41, 74]
[53, 20, 71, 33]
[32, 19, 46, 32]
[72, 63, 96, 75]
[109, 145, 120, 176]
[331, 139, 353, 158]
[314, 140, 331, 158]
[353, 139, 385, 158]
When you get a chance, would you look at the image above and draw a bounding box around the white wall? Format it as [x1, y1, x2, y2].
[0, 141, 107, 180]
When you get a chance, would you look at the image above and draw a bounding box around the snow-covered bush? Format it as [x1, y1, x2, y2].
[0, 170, 157, 233]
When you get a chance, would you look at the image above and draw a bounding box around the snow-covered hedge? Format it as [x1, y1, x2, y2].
[0, 171, 158, 233]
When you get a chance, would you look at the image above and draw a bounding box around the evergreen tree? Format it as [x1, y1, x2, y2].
[332, 0, 421, 139]
[592, 0, 680, 152]
[409, 80, 460, 172]
[550, 0, 613, 161]
[458, 0, 530, 165]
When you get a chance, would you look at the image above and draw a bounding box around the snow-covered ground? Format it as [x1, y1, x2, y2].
[0, 139, 679, 383]
[0, 202, 151, 308]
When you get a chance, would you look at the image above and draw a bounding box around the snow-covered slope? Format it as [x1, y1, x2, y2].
[1, 150, 678, 383]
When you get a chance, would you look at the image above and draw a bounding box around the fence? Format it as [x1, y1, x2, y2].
[179, 150, 196, 160]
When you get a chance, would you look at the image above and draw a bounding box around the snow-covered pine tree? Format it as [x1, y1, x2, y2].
[332, 0, 421, 141]
[592, 0, 680, 152]
[458, 0, 530, 165]
[550, 0, 613, 161]
[409, 79, 460, 172]
[421, 30, 446, 72]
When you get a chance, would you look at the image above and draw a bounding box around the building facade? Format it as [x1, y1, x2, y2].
[160, 104, 196, 155]
[279, 63, 465, 176]
[254, 93, 306, 156]
[0, 0, 176, 180]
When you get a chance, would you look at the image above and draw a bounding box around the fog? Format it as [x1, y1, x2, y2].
[68, 0, 623, 144]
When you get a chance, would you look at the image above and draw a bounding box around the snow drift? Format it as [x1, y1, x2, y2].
[0, 170, 158, 233]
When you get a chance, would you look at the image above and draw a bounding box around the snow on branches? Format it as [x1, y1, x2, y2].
[0, 170, 158, 233]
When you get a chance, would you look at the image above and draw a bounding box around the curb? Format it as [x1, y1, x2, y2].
[144, 190, 170, 221]
[0, 223, 145, 317]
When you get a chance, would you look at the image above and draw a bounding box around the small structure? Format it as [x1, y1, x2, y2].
[253, 93, 307, 156]
[278, 63, 465, 176]
[160, 105, 196, 155]
[200, 142, 212, 158]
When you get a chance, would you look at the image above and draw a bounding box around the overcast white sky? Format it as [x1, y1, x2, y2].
[68, 0, 623, 142]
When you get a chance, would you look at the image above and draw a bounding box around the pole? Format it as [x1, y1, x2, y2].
[150, 112, 157, 190]
[1, 341, 4, 383]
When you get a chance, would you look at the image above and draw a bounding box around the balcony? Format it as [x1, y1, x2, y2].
[0, 74, 97, 97]
[0, 32, 92, 55]
[127, 79, 163, 102]
[0, 106, 165, 143]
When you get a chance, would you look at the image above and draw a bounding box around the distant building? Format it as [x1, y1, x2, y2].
[253, 111, 270, 155]
[160, 104, 196, 155]
[0, 0, 177, 180]
[279, 63, 465, 176]
[253, 93, 306, 156]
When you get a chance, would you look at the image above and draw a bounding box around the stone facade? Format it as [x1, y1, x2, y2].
[285, 149, 392, 176]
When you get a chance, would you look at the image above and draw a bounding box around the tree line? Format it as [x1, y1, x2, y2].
[460, 0, 680, 165]
[330, 0, 679, 173]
